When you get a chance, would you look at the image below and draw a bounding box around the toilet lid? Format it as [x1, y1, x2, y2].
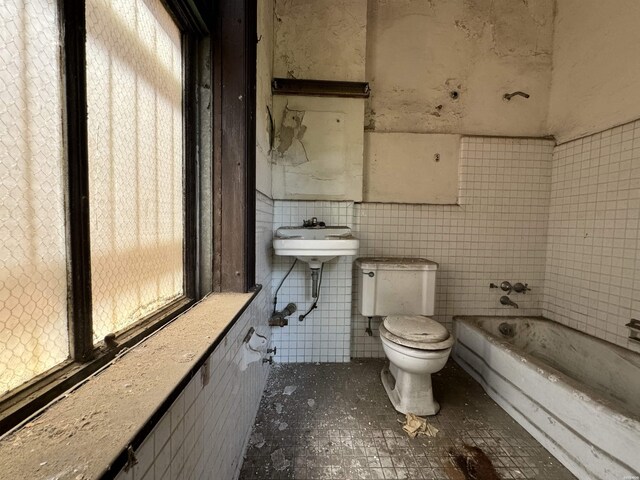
[383, 315, 449, 343]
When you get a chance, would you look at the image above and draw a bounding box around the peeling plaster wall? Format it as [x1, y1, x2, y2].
[548, 0, 640, 143]
[365, 0, 554, 137]
[271, 96, 364, 201]
[256, 0, 274, 197]
[272, 0, 367, 200]
[274, 0, 367, 81]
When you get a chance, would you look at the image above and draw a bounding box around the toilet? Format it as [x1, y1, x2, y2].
[356, 257, 454, 416]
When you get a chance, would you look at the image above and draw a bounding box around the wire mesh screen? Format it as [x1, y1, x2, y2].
[86, 0, 184, 342]
[0, 0, 69, 396]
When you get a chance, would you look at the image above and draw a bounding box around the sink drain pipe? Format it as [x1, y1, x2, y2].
[299, 263, 325, 322]
[310, 268, 320, 298]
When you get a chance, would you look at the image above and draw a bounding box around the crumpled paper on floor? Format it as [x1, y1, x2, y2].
[400, 413, 439, 438]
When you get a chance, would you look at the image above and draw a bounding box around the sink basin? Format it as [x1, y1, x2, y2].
[274, 226, 359, 268]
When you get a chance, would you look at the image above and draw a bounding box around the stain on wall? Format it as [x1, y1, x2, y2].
[271, 96, 364, 201]
[274, 0, 367, 82]
[272, 0, 555, 201]
[365, 0, 555, 137]
[256, 0, 275, 197]
[272, 0, 367, 200]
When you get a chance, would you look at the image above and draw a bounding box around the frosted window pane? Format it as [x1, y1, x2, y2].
[86, 0, 184, 342]
[0, 0, 69, 395]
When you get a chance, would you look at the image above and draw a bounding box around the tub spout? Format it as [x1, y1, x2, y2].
[500, 296, 519, 308]
[503, 91, 530, 101]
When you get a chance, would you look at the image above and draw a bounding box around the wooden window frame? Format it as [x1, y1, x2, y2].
[0, 0, 257, 435]
[212, 0, 257, 293]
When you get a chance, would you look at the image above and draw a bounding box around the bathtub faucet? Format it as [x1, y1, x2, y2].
[500, 296, 519, 309]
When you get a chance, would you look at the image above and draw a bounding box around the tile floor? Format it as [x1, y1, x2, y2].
[239, 359, 575, 480]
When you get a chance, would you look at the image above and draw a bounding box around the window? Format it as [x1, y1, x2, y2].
[0, 0, 69, 396]
[85, 0, 185, 341]
[0, 0, 213, 431]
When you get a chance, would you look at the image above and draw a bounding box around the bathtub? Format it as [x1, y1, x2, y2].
[453, 316, 640, 480]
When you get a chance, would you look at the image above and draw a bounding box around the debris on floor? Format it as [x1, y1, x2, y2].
[270, 448, 290, 471]
[248, 432, 265, 449]
[400, 412, 439, 438]
[447, 444, 501, 480]
[240, 360, 576, 480]
[274, 403, 283, 414]
[283, 385, 297, 395]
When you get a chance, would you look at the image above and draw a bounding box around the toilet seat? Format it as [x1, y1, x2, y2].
[380, 315, 454, 350]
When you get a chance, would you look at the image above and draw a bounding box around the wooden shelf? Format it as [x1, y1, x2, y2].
[272, 78, 370, 98]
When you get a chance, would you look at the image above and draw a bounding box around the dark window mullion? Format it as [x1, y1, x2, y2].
[182, 34, 199, 300]
[245, 0, 257, 291]
[62, 0, 94, 362]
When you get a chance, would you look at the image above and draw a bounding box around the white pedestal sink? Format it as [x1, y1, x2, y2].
[273, 226, 359, 269]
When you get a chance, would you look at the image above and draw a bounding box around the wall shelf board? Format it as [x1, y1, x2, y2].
[272, 78, 370, 98]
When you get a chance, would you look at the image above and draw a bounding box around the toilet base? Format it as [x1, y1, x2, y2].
[381, 362, 440, 416]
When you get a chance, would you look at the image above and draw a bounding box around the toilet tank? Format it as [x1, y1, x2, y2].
[356, 257, 438, 317]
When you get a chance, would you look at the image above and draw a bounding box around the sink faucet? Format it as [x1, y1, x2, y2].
[302, 217, 325, 228]
[500, 296, 519, 309]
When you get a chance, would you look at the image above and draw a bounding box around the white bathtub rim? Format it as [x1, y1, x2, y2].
[453, 343, 629, 480]
[454, 345, 592, 480]
[453, 318, 640, 460]
[453, 315, 640, 423]
[454, 318, 640, 477]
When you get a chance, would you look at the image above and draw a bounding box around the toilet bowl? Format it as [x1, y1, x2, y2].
[379, 315, 454, 415]
[355, 257, 453, 415]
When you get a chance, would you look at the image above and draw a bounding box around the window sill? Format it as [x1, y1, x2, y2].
[0, 290, 258, 479]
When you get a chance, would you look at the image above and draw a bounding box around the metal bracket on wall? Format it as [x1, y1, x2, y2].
[272, 78, 370, 98]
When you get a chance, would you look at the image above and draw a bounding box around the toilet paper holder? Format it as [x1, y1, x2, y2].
[243, 327, 258, 344]
[626, 319, 640, 344]
[243, 327, 268, 350]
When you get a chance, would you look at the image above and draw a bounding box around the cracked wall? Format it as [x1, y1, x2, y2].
[274, 0, 367, 82]
[271, 0, 555, 202]
[365, 0, 554, 136]
[272, 0, 367, 201]
[256, 0, 274, 197]
[271, 96, 364, 200]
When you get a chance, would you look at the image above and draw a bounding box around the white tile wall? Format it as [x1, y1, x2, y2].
[544, 121, 640, 352]
[115, 192, 274, 480]
[351, 137, 554, 357]
[269, 139, 554, 359]
[111, 123, 640, 479]
[271, 201, 354, 362]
